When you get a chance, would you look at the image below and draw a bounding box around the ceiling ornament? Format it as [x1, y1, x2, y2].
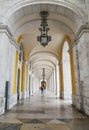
[37, 11, 51, 47]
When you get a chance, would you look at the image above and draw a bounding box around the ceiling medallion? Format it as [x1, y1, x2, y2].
[37, 11, 51, 47]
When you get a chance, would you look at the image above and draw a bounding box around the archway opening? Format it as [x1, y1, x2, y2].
[63, 41, 72, 100]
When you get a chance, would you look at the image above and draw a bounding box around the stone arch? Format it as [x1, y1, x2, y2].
[59, 35, 76, 99]
[62, 40, 72, 99]
[4, 0, 86, 24]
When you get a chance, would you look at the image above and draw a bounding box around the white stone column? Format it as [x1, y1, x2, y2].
[35, 75, 40, 92]
[47, 78, 50, 91]
[58, 64, 60, 98]
[53, 68, 56, 94]
[29, 74, 31, 95]
[33, 72, 35, 93]
[51, 72, 54, 93]
[55, 66, 57, 95]
[48, 77, 50, 91]
[32, 71, 38, 94]
[49, 77, 51, 92]
[0, 25, 18, 114]
[8, 41, 17, 108]
[50, 74, 52, 92]
[0, 33, 10, 113]
[56, 64, 60, 97]
[70, 24, 89, 115]
[30, 75, 33, 95]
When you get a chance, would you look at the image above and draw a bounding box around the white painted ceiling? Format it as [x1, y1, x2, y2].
[5, 2, 85, 80]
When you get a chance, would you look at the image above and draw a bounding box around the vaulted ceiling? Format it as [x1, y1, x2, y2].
[4, 0, 86, 80]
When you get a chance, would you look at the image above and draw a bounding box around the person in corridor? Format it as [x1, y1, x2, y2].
[41, 85, 44, 94]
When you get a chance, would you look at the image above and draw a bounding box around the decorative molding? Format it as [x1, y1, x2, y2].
[60, 91, 64, 99]
[76, 23, 89, 40]
[4, 0, 86, 22]
[69, 23, 89, 51]
[0, 25, 19, 50]
[9, 39, 19, 50]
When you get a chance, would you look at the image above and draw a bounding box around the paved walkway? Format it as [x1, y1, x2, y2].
[0, 90, 89, 130]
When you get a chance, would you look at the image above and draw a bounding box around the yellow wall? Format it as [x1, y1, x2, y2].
[17, 35, 29, 93]
[17, 35, 23, 92]
[13, 51, 19, 94]
[22, 63, 25, 92]
[17, 35, 22, 44]
[25, 64, 28, 91]
[70, 51, 76, 95]
[59, 44, 64, 96]
[21, 63, 28, 92]
[59, 61, 64, 92]
[19, 65, 22, 92]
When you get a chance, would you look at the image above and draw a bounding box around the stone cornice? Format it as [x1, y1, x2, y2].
[69, 23, 89, 51]
[0, 25, 19, 50]
[76, 23, 89, 40]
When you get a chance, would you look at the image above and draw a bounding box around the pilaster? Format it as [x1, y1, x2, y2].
[0, 24, 19, 113]
[59, 60, 64, 99]
[69, 23, 89, 114]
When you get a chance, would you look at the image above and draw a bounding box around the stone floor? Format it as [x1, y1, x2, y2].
[0, 90, 89, 130]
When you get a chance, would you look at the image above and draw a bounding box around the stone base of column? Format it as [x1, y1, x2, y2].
[72, 94, 82, 110]
[19, 92, 23, 99]
[60, 91, 64, 99]
[0, 97, 5, 115]
[8, 94, 17, 109]
[20, 91, 27, 99]
[30, 90, 33, 95]
[26, 91, 29, 98]
[19, 92, 29, 99]
[72, 94, 76, 106]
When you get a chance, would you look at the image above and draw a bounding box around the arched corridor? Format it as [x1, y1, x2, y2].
[0, 0, 89, 129]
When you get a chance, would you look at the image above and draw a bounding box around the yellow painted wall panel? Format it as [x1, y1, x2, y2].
[70, 51, 76, 95]
[13, 51, 18, 94]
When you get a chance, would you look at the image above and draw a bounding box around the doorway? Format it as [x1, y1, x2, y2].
[5, 81, 9, 111]
[17, 69, 20, 100]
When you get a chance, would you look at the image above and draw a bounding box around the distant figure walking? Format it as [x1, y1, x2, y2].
[41, 86, 44, 94]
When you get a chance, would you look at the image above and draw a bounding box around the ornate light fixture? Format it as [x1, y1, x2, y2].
[37, 11, 51, 47]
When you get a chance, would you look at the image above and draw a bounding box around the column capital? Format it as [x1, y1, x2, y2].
[0, 24, 18, 49]
[69, 23, 89, 52]
[76, 23, 89, 39]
